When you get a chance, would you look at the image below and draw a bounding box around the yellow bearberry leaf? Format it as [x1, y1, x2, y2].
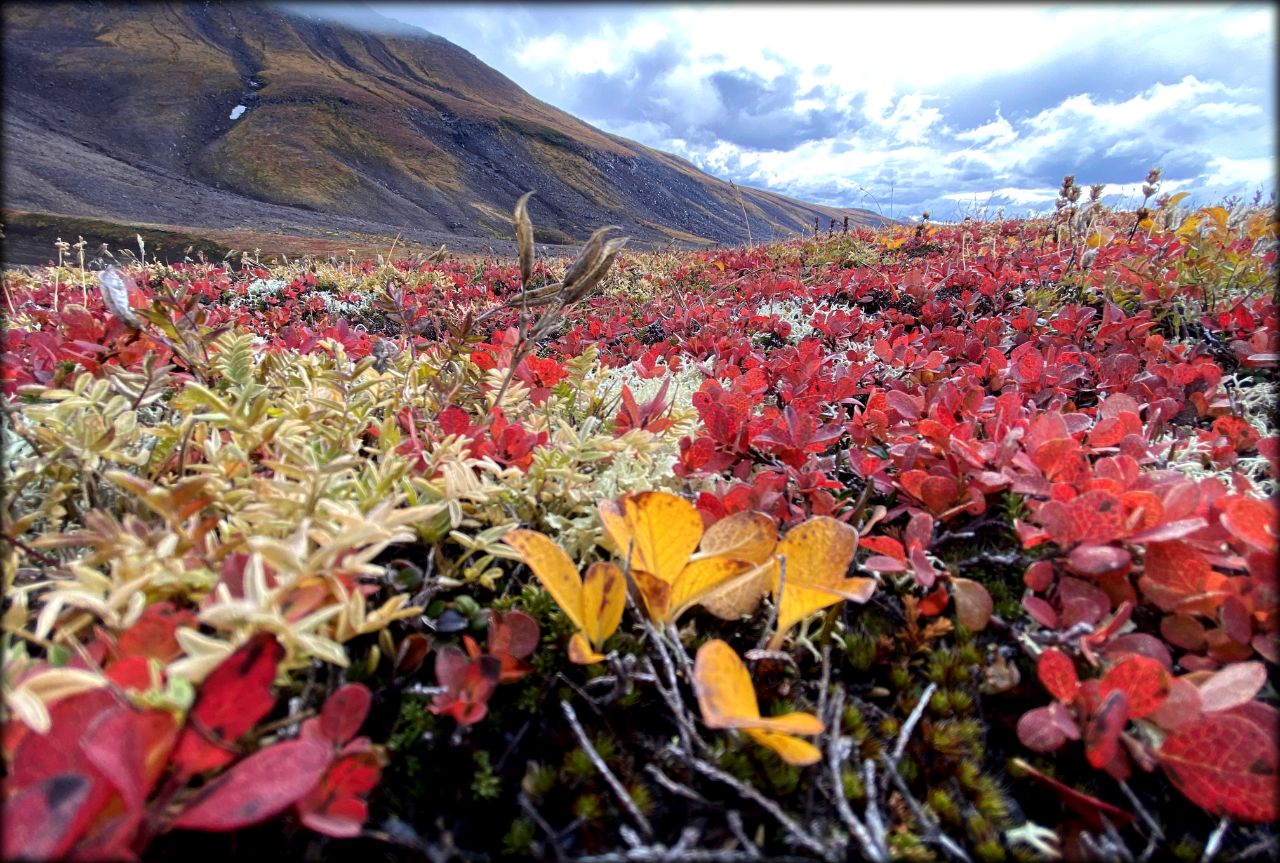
[693, 639, 824, 765]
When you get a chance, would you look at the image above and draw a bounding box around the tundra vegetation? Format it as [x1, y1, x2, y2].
[2, 174, 1277, 862]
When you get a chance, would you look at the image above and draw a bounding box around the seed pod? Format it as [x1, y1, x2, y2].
[97, 266, 140, 328]
[514, 191, 535, 288]
[563, 236, 628, 305]
[561, 225, 618, 294]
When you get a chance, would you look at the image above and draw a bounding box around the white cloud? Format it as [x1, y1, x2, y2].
[356, 2, 1276, 216]
[955, 111, 1017, 147]
[1203, 155, 1276, 188]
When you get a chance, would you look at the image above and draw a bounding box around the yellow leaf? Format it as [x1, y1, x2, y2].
[768, 517, 873, 648]
[1166, 191, 1190, 208]
[568, 632, 607, 665]
[503, 529, 586, 632]
[504, 530, 624, 662]
[693, 639, 824, 766]
[694, 511, 777, 564]
[632, 569, 671, 621]
[744, 729, 823, 766]
[603, 493, 780, 624]
[688, 511, 778, 619]
[597, 499, 630, 559]
[692, 639, 757, 730]
[1175, 214, 1202, 237]
[714, 261, 725, 271]
[666, 556, 754, 622]
[624, 492, 703, 585]
[582, 562, 625, 648]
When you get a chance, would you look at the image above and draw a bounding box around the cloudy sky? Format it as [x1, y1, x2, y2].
[289, 2, 1275, 220]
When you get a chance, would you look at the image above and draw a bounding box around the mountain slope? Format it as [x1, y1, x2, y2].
[2, 1, 890, 262]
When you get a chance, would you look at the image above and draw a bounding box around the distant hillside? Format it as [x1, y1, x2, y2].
[1, 2, 891, 264]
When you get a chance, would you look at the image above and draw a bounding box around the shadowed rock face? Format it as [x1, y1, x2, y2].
[2, 1, 890, 262]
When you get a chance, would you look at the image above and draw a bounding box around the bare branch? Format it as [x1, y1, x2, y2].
[823, 687, 888, 863]
[561, 699, 654, 842]
[1202, 818, 1231, 863]
[889, 682, 937, 769]
[683, 750, 828, 858]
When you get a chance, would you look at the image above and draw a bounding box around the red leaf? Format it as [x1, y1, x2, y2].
[863, 555, 907, 573]
[1224, 700, 1280, 737]
[1017, 706, 1068, 753]
[106, 654, 155, 692]
[1196, 661, 1268, 712]
[903, 511, 934, 552]
[1159, 714, 1278, 822]
[1066, 544, 1131, 576]
[919, 476, 958, 513]
[171, 633, 284, 777]
[1085, 690, 1128, 769]
[1, 773, 94, 860]
[1023, 594, 1059, 628]
[1139, 542, 1227, 615]
[1161, 614, 1207, 651]
[171, 739, 333, 832]
[116, 602, 197, 662]
[83, 706, 178, 810]
[1148, 676, 1204, 731]
[1100, 655, 1169, 718]
[1024, 560, 1055, 591]
[319, 684, 373, 745]
[1100, 633, 1172, 671]
[1011, 757, 1134, 832]
[430, 646, 500, 725]
[1068, 490, 1127, 544]
[1220, 497, 1278, 553]
[1058, 576, 1110, 628]
[1037, 648, 1080, 703]
[299, 797, 368, 839]
[487, 609, 541, 680]
[296, 750, 382, 838]
[917, 583, 949, 616]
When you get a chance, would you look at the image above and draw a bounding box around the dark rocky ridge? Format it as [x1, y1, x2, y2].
[2, 1, 891, 265]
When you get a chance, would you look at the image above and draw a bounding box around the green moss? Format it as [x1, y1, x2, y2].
[502, 818, 537, 856]
[471, 750, 501, 800]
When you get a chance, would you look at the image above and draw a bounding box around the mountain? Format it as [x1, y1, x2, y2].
[1, 1, 891, 264]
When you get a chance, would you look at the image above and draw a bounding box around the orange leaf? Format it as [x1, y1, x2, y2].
[744, 728, 822, 765]
[693, 639, 824, 766]
[1139, 541, 1228, 615]
[695, 511, 778, 617]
